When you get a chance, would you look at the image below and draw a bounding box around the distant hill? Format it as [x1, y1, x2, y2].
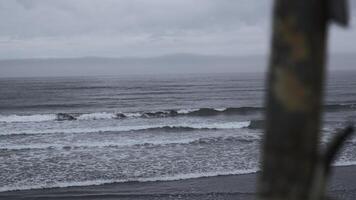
[0, 54, 267, 77]
[0, 53, 354, 77]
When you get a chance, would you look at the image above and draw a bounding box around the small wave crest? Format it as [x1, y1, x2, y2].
[324, 103, 356, 111]
[2, 103, 352, 123]
[0, 107, 261, 123]
[0, 121, 251, 136]
[0, 135, 258, 151]
[76, 112, 117, 120]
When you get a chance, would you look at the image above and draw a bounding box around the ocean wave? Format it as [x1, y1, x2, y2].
[0, 107, 261, 123]
[324, 103, 356, 111]
[334, 161, 356, 167]
[1, 103, 353, 123]
[0, 135, 258, 151]
[0, 121, 251, 136]
[247, 120, 265, 130]
[0, 169, 258, 192]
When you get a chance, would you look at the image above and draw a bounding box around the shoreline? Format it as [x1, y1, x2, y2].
[1, 165, 356, 199]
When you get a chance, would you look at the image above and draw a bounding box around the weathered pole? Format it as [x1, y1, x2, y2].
[259, 0, 349, 199]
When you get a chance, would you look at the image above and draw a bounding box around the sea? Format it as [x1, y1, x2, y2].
[0, 71, 355, 192]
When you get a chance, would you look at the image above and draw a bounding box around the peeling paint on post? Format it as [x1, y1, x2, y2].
[277, 17, 309, 62]
[273, 67, 313, 112]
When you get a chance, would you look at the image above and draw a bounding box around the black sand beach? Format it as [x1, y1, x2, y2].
[0, 165, 355, 200]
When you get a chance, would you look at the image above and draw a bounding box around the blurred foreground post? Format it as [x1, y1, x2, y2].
[259, 0, 349, 199]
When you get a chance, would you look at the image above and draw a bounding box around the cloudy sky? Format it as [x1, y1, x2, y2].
[0, 0, 355, 60]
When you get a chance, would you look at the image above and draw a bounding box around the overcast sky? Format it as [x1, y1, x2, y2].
[0, 0, 355, 60]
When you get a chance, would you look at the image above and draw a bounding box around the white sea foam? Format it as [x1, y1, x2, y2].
[0, 121, 251, 136]
[177, 108, 200, 114]
[124, 112, 142, 117]
[214, 108, 227, 111]
[334, 161, 356, 167]
[0, 138, 198, 151]
[0, 132, 259, 151]
[1, 158, 356, 193]
[77, 112, 116, 120]
[0, 125, 156, 135]
[187, 121, 250, 129]
[0, 114, 57, 123]
[0, 169, 258, 192]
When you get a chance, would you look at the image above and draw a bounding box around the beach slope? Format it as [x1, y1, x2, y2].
[1, 165, 356, 200]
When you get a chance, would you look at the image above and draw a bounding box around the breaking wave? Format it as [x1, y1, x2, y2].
[1, 103, 353, 123]
[0, 107, 261, 123]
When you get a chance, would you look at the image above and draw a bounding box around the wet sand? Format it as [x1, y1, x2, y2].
[1, 165, 356, 200]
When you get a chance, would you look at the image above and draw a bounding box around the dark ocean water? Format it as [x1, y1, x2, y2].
[0, 71, 355, 192]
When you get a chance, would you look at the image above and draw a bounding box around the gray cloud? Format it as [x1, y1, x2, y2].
[0, 0, 355, 59]
[8, 0, 269, 37]
[0, 0, 271, 59]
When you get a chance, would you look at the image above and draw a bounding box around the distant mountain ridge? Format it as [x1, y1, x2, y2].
[0, 53, 354, 77]
[0, 53, 267, 77]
